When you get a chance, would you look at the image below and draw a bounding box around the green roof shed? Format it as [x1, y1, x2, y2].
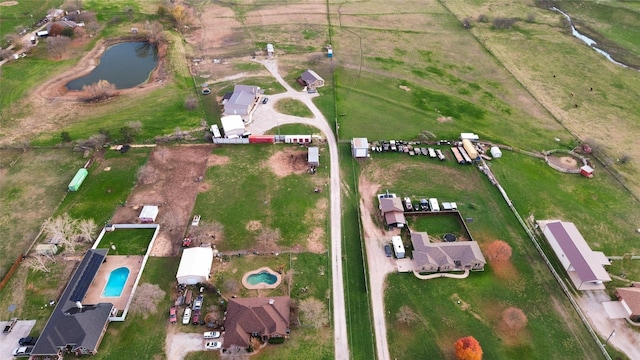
[68, 168, 88, 192]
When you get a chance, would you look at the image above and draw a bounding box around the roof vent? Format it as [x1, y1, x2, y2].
[268, 299, 275, 305]
[75, 301, 83, 309]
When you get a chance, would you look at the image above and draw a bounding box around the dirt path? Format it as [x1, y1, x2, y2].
[245, 59, 348, 360]
[576, 290, 640, 358]
[358, 176, 397, 360]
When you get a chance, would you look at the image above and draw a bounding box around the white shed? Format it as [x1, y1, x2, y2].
[490, 146, 502, 158]
[221, 115, 246, 138]
[139, 205, 159, 223]
[176, 247, 214, 285]
[351, 138, 369, 158]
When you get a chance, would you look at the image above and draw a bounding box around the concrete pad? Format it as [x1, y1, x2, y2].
[602, 301, 629, 319]
[0, 320, 36, 360]
[396, 258, 415, 273]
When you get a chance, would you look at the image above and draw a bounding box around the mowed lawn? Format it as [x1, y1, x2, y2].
[192, 144, 330, 251]
[359, 153, 602, 359]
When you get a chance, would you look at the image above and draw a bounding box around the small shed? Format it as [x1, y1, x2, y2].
[580, 165, 594, 178]
[351, 138, 369, 158]
[490, 146, 502, 158]
[298, 70, 325, 90]
[327, 48, 333, 58]
[266, 43, 274, 57]
[308, 147, 319, 167]
[35, 244, 58, 256]
[139, 205, 159, 223]
[68, 168, 88, 191]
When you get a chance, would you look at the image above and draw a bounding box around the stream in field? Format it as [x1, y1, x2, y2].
[552, 7, 634, 70]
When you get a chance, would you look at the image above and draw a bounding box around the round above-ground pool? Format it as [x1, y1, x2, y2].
[242, 267, 282, 290]
[102, 267, 130, 297]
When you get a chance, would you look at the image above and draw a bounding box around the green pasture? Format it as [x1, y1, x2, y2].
[192, 144, 329, 251]
[94, 257, 179, 360]
[361, 154, 602, 359]
[96, 228, 156, 255]
[55, 148, 151, 225]
[0, 0, 62, 40]
[0, 149, 84, 279]
[409, 214, 467, 242]
[266, 124, 319, 136]
[274, 98, 313, 118]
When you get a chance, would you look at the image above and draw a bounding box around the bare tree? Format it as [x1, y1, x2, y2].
[298, 297, 328, 328]
[5, 34, 22, 50]
[47, 36, 71, 58]
[44, 214, 76, 246]
[129, 283, 166, 319]
[500, 307, 528, 331]
[146, 21, 164, 44]
[0, 49, 13, 61]
[485, 240, 512, 262]
[256, 227, 281, 248]
[396, 305, 418, 324]
[24, 254, 55, 273]
[82, 80, 117, 102]
[184, 95, 198, 110]
[75, 218, 97, 243]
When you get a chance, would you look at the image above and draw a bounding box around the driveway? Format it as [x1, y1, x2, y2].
[0, 320, 36, 360]
[244, 59, 349, 360]
[164, 327, 206, 360]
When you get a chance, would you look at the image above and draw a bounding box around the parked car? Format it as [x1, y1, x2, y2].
[205, 341, 222, 350]
[403, 197, 413, 211]
[203, 331, 221, 339]
[19, 336, 37, 346]
[12, 346, 33, 357]
[182, 308, 192, 325]
[192, 310, 200, 325]
[169, 306, 177, 324]
[384, 244, 392, 257]
[419, 199, 429, 211]
[193, 295, 203, 311]
[262, 97, 269, 104]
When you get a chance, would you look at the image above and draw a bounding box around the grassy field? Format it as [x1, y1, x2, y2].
[361, 153, 603, 359]
[274, 98, 314, 118]
[96, 228, 156, 255]
[0, 149, 84, 279]
[192, 144, 329, 251]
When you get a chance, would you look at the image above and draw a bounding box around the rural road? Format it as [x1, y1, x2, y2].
[246, 59, 349, 360]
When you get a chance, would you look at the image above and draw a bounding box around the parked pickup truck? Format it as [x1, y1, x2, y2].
[3, 318, 18, 334]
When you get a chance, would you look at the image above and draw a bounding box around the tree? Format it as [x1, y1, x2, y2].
[47, 36, 71, 58]
[129, 283, 166, 319]
[24, 254, 55, 273]
[454, 336, 483, 360]
[396, 305, 419, 324]
[82, 79, 117, 102]
[500, 307, 528, 331]
[49, 23, 66, 37]
[0, 49, 12, 61]
[298, 297, 329, 328]
[75, 218, 97, 242]
[124, 6, 135, 21]
[43, 214, 76, 249]
[485, 240, 512, 262]
[184, 95, 198, 110]
[146, 21, 164, 44]
[493, 17, 516, 30]
[60, 131, 72, 143]
[73, 26, 86, 40]
[170, 4, 191, 28]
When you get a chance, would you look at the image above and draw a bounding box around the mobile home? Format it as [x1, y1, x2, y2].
[391, 236, 405, 259]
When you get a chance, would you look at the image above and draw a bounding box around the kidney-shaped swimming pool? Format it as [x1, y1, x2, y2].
[102, 267, 130, 297]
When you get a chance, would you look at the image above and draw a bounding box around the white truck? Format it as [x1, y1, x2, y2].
[428, 198, 440, 212]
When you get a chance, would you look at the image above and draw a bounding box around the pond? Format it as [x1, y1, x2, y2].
[66, 42, 158, 90]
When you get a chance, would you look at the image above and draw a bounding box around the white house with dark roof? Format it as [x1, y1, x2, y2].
[223, 85, 261, 117]
[538, 220, 611, 290]
[410, 232, 486, 273]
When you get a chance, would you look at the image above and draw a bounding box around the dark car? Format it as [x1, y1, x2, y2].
[419, 199, 429, 211]
[384, 244, 392, 257]
[18, 337, 37, 346]
[262, 97, 269, 104]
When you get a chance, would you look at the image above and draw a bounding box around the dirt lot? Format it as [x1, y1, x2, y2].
[111, 145, 212, 256]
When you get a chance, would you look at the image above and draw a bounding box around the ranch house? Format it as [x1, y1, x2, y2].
[297, 69, 325, 90]
[223, 297, 290, 350]
[410, 232, 486, 273]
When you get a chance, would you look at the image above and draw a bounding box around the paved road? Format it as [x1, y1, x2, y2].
[245, 59, 349, 360]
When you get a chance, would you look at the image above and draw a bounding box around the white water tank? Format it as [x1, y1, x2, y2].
[490, 146, 502, 158]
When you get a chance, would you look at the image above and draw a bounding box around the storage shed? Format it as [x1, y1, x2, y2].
[580, 165, 594, 178]
[308, 147, 319, 167]
[176, 247, 214, 285]
[139, 205, 159, 223]
[351, 138, 369, 158]
[391, 236, 405, 259]
[490, 146, 502, 158]
[221, 115, 246, 138]
[35, 244, 58, 256]
[266, 43, 274, 57]
[68, 168, 88, 191]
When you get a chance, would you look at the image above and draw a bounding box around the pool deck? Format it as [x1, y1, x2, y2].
[84, 255, 143, 311]
[242, 267, 282, 290]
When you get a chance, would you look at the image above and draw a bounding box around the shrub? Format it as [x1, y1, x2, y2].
[268, 336, 285, 344]
[184, 95, 198, 110]
[477, 14, 489, 23]
[493, 17, 516, 30]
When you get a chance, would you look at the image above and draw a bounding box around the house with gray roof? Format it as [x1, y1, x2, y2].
[379, 197, 405, 228]
[223, 85, 261, 117]
[410, 232, 486, 273]
[297, 69, 324, 90]
[538, 220, 611, 290]
[31, 249, 114, 358]
[223, 296, 290, 350]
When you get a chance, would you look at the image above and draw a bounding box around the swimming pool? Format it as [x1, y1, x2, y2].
[246, 270, 278, 285]
[102, 267, 130, 297]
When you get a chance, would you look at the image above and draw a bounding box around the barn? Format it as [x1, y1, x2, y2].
[351, 138, 369, 158]
[139, 205, 159, 223]
[298, 69, 325, 90]
[176, 247, 214, 285]
[221, 115, 246, 138]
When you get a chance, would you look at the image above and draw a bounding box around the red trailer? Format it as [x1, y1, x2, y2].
[248, 135, 275, 144]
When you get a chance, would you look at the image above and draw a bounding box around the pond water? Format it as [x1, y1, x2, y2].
[66, 42, 158, 90]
